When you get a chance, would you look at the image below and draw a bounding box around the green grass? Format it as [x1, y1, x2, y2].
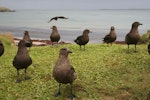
[140, 30, 150, 44]
[0, 36, 150, 100]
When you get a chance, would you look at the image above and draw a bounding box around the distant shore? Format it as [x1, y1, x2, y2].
[0, 6, 15, 12]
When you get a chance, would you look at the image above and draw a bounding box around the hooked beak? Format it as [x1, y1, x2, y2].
[139, 23, 143, 25]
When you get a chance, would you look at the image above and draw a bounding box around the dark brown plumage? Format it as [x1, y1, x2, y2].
[103, 26, 117, 46]
[0, 41, 4, 56]
[53, 48, 77, 99]
[148, 44, 150, 55]
[13, 40, 32, 83]
[48, 16, 68, 23]
[23, 31, 32, 48]
[125, 22, 142, 53]
[74, 29, 92, 50]
[50, 26, 60, 45]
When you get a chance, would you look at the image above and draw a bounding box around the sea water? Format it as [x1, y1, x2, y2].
[0, 9, 149, 43]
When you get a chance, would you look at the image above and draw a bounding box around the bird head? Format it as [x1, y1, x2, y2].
[59, 48, 72, 57]
[24, 31, 29, 35]
[132, 22, 143, 28]
[111, 26, 115, 30]
[18, 39, 32, 48]
[51, 26, 57, 30]
[18, 40, 27, 47]
[83, 29, 92, 35]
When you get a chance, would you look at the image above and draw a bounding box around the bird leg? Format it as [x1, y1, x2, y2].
[16, 69, 21, 83]
[107, 43, 109, 47]
[24, 68, 30, 80]
[68, 83, 76, 100]
[80, 45, 81, 50]
[55, 83, 61, 97]
[51, 42, 54, 46]
[84, 45, 85, 51]
[127, 44, 130, 53]
[134, 44, 137, 52]
[111, 43, 113, 46]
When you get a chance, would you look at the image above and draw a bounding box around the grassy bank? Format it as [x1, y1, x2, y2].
[0, 35, 150, 100]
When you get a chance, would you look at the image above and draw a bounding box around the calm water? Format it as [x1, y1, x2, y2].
[0, 9, 149, 43]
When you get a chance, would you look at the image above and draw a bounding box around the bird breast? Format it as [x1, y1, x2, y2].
[128, 32, 140, 39]
[82, 35, 89, 41]
[56, 56, 70, 66]
[53, 65, 76, 84]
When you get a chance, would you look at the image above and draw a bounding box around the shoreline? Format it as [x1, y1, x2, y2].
[13, 37, 72, 46]
[13, 37, 125, 46]
[0, 26, 146, 45]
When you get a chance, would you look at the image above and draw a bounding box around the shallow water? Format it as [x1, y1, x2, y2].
[0, 9, 149, 43]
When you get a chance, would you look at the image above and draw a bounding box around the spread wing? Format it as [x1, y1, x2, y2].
[48, 16, 68, 23]
[57, 16, 68, 19]
[48, 17, 56, 23]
